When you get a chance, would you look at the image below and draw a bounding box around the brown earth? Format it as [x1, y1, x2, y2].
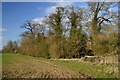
[2, 60, 91, 79]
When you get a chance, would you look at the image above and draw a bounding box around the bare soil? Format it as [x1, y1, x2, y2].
[3, 59, 91, 79]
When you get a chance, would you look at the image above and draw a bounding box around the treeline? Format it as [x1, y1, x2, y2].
[2, 2, 118, 59]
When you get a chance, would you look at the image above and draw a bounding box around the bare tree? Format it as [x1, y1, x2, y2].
[87, 2, 118, 34]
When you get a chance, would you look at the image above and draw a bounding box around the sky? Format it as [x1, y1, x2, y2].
[1, 2, 87, 50]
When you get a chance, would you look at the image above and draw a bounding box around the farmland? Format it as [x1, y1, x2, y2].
[2, 53, 118, 79]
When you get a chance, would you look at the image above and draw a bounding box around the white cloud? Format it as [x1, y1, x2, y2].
[0, 36, 3, 39]
[32, 17, 45, 24]
[46, 6, 57, 14]
[32, 17, 49, 27]
[0, 28, 7, 32]
[0, 28, 7, 43]
[0, 34, 4, 41]
[45, 1, 74, 14]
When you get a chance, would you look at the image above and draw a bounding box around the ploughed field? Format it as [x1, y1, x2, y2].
[2, 53, 118, 79]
